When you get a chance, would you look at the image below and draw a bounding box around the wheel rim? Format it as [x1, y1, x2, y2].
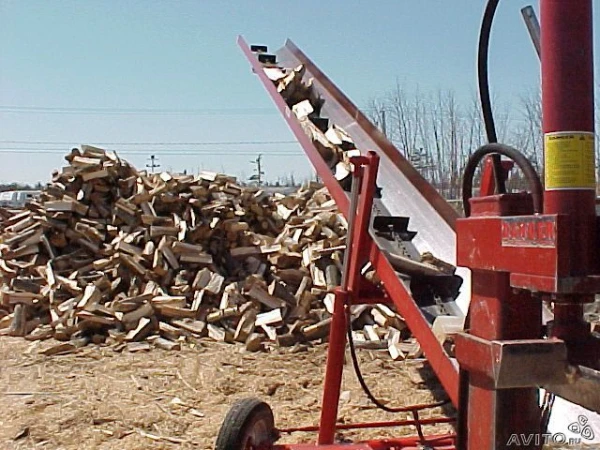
[242, 417, 271, 449]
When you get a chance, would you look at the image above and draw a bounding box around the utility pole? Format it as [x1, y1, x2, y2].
[248, 154, 265, 186]
[146, 155, 160, 173]
[381, 109, 387, 136]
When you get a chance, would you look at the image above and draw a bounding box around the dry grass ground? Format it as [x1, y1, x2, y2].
[0, 337, 453, 449]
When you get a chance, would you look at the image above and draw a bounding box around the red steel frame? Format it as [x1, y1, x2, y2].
[239, 37, 459, 448]
[314, 153, 453, 446]
[280, 155, 455, 449]
[238, 36, 459, 406]
[317, 154, 380, 445]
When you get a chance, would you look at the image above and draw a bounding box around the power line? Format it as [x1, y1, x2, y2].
[0, 140, 298, 146]
[362, 105, 533, 124]
[0, 147, 302, 155]
[0, 105, 277, 116]
[0, 148, 306, 157]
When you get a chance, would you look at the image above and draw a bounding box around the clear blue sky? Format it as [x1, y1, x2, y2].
[1, 1, 594, 184]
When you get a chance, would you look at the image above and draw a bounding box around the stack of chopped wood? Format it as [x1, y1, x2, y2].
[0, 146, 409, 356]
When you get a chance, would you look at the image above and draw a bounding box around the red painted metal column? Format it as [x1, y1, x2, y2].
[541, 0, 597, 356]
[479, 158, 514, 197]
[541, 0, 595, 268]
[465, 272, 542, 449]
[317, 153, 379, 444]
[317, 164, 363, 445]
[317, 288, 348, 444]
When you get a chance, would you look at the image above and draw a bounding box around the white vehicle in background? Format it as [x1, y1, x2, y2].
[0, 190, 41, 208]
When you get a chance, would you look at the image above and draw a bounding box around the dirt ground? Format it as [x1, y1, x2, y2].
[0, 336, 453, 449]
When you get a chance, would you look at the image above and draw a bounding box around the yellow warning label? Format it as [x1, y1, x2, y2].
[544, 132, 596, 190]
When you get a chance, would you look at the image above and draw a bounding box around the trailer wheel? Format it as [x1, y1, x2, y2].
[215, 398, 276, 450]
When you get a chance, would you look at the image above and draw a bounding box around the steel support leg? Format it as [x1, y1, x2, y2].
[317, 152, 380, 444]
[317, 288, 349, 444]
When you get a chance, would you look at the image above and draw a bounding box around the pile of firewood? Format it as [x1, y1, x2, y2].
[0, 146, 410, 356]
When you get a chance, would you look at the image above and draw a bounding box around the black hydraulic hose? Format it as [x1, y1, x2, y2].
[345, 304, 449, 414]
[462, 143, 543, 217]
[478, 0, 506, 194]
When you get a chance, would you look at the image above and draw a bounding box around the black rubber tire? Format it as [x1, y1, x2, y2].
[215, 398, 276, 450]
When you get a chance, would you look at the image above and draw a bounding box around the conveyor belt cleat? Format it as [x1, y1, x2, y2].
[258, 54, 277, 65]
[250, 44, 268, 53]
[373, 216, 417, 242]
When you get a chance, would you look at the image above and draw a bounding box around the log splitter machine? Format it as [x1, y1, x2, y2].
[217, 1, 600, 448]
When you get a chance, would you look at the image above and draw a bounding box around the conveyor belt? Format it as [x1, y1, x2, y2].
[274, 39, 471, 314]
[238, 37, 462, 405]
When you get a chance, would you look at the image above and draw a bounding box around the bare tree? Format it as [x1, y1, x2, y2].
[365, 97, 388, 135]
[363, 84, 548, 200]
[517, 89, 543, 170]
